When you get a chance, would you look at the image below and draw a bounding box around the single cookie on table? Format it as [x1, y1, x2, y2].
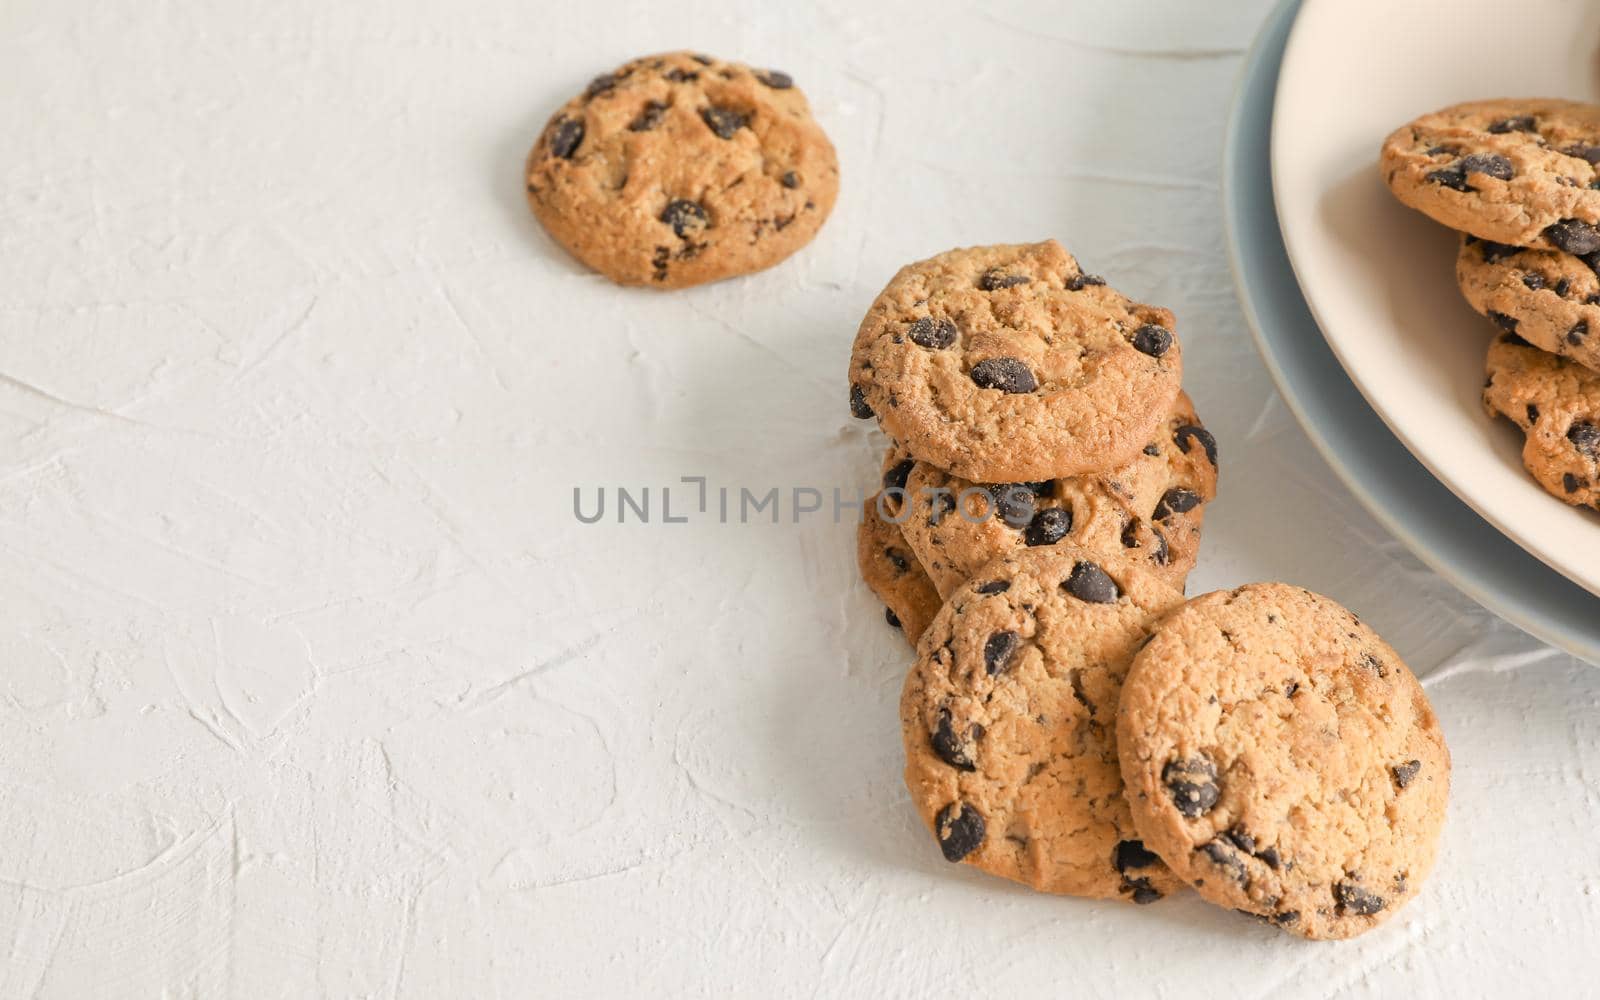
[1457, 234, 1600, 373]
[848, 241, 1183, 483]
[526, 51, 839, 288]
[899, 391, 1217, 598]
[1380, 99, 1600, 254]
[900, 543, 1187, 902]
[1117, 584, 1451, 940]
[856, 447, 942, 648]
[1483, 332, 1600, 511]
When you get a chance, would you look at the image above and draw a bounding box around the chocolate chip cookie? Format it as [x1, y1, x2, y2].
[898, 392, 1217, 598]
[1117, 584, 1451, 940]
[1457, 234, 1600, 373]
[1484, 332, 1600, 511]
[900, 544, 1187, 901]
[526, 51, 839, 288]
[1381, 99, 1600, 252]
[848, 241, 1184, 482]
[857, 446, 942, 647]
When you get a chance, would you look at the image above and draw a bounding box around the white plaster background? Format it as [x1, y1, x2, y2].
[0, 0, 1596, 996]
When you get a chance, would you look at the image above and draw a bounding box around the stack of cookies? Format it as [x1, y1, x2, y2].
[1381, 98, 1600, 511]
[850, 239, 1218, 646]
[849, 242, 1451, 940]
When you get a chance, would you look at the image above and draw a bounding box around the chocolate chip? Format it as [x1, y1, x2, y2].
[1132, 324, 1173, 357]
[690, 54, 713, 66]
[1257, 846, 1282, 869]
[885, 608, 901, 629]
[1500, 331, 1534, 348]
[1527, 403, 1541, 424]
[975, 580, 1010, 595]
[884, 547, 910, 572]
[1487, 115, 1536, 134]
[755, 69, 793, 89]
[931, 709, 977, 771]
[700, 106, 748, 139]
[883, 458, 914, 493]
[1425, 144, 1457, 157]
[993, 486, 1036, 527]
[584, 73, 619, 99]
[1556, 278, 1573, 296]
[1154, 487, 1201, 520]
[970, 357, 1037, 393]
[1114, 840, 1160, 872]
[1174, 424, 1218, 467]
[1143, 443, 1161, 457]
[1015, 506, 1069, 548]
[1568, 421, 1600, 458]
[1334, 882, 1386, 917]
[1461, 152, 1515, 179]
[1200, 840, 1250, 886]
[1565, 144, 1600, 166]
[548, 118, 584, 159]
[977, 267, 1030, 291]
[1570, 320, 1590, 345]
[908, 317, 958, 349]
[1126, 879, 1162, 905]
[850, 384, 874, 419]
[1149, 528, 1169, 565]
[659, 199, 708, 238]
[1565, 473, 1582, 493]
[628, 101, 669, 132]
[1361, 653, 1388, 678]
[1120, 521, 1140, 548]
[983, 631, 1019, 675]
[1488, 311, 1519, 332]
[935, 803, 985, 862]
[1523, 273, 1546, 291]
[1544, 220, 1600, 255]
[780, 171, 800, 189]
[1162, 756, 1220, 818]
[1066, 273, 1106, 291]
[1392, 759, 1422, 788]
[1064, 560, 1120, 603]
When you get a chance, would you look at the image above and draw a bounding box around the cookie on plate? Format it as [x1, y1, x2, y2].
[848, 241, 1183, 482]
[1117, 584, 1451, 940]
[526, 51, 839, 288]
[1380, 99, 1600, 253]
[1483, 332, 1600, 511]
[1457, 234, 1600, 373]
[898, 392, 1217, 598]
[900, 543, 1187, 902]
[857, 447, 942, 647]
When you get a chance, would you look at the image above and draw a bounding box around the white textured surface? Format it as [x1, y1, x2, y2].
[0, 0, 1595, 996]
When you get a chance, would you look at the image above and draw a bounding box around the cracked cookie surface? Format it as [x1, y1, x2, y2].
[1117, 583, 1450, 940]
[1484, 333, 1600, 512]
[848, 241, 1183, 482]
[526, 51, 838, 288]
[899, 391, 1216, 598]
[1381, 99, 1600, 251]
[1458, 235, 1600, 374]
[900, 543, 1186, 901]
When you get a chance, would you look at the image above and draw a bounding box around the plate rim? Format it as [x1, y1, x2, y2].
[1223, 0, 1600, 666]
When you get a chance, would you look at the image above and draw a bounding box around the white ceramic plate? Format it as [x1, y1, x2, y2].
[1272, 0, 1600, 598]
[1228, 0, 1600, 665]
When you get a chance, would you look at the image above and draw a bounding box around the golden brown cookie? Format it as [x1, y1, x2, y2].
[1483, 332, 1600, 512]
[900, 543, 1187, 902]
[1457, 234, 1600, 373]
[898, 391, 1217, 598]
[526, 51, 839, 288]
[1380, 99, 1600, 252]
[1117, 584, 1451, 940]
[847, 241, 1183, 482]
[856, 446, 942, 647]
